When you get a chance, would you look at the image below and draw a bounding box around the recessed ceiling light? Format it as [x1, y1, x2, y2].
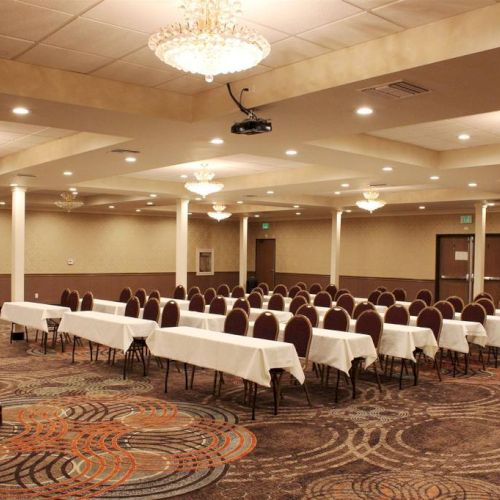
[135, 208, 142, 212]
[146, 201, 154, 206]
[210, 137, 224, 145]
[382, 166, 393, 172]
[125, 156, 137, 163]
[293, 204, 300, 208]
[195, 197, 202, 201]
[356, 106, 373, 116]
[468, 182, 477, 187]
[285, 149, 298, 156]
[10, 183, 18, 187]
[458, 133, 470, 141]
[341, 183, 350, 188]
[69, 187, 77, 192]
[108, 205, 115, 209]
[266, 190, 274, 195]
[295, 212, 301, 215]
[0, 202, 5, 206]
[345, 209, 352, 213]
[419, 205, 426, 210]
[334, 191, 341, 195]
[149, 193, 157, 198]
[430, 175, 440, 180]
[254, 214, 260, 218]
[12, 106, 30, 115]
[63, 171, 73, 176]
[180, 174, 188, 179]
[236, 200, 243, 204]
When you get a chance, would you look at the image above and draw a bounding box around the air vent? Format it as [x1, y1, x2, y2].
[369, 183, 387, 188]
[360, 80, 430, 100]
[18, 174, 36, 178]
[245, 194, 258, 198]
[110, 149, 140, 154]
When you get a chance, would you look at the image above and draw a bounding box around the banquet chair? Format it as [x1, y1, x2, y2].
[476, 298, 495, 316]
[80, 292, 94, 311]
[409, 299, 427, 317]
[125, 297, 140, 318]
[367, 290, 381, 305]
[268, 293, 285, 311]
[336, 294, 355, 317]
[217, 284, 230, 297]
[187, 286, 201, 300]
[433, 300, 455, 320]
[417, 306, 443, 382]
[392, 288, 407, 301]
[384, 304, 409, 325]
[134, 288, 147, 308]
[377, 292, 396, 307]
[273, 284, 288, 296]
[474, 292, 494, 302]
[60, 288, 71, 307]
[233, 297, 250, 315]
[252, 286, 265, 296]
[296, 281, 307, 290]
[296, 290, 310, 303]
[296, 304, 319, 327]
[376, 286, 387, 292]
[258, 282, 270, 295]
[119, 287, 132, 303]
[355, 310, 382, 392]
[334, 289, 350, 301]
[43, 287, 70, 344]
[204, 287, 217, 305]
[309, 283, 322, 294]
[149, 289, 161, 301]
[288, 285, 301, 298]
[323, 306, 350, 332]
[189, 293, 205, 312]
[143, 298, 160, 322]
[231, 285, 245, 298]
[325, 284, 338, 301]
[461, 302, 487, 373]
[55, 290, 80, 353]
[313, 291, 332, 308]
[209, 296, 227, 315]
[67, 290, 80, 312]
[253, 312, 279, 341]
[446, 295, 464, 313]
[161, 300, 180, 328]
[353, 301, 375, 320]
[289, 296, 307, 315]
[416, 289, 433, 306]
[247, 291, 263, 309]
[173, 284, 186, 300]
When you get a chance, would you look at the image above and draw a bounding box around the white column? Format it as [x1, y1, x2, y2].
[330, 209, 342, 285]
[239, 216, 248, 286]
[473, 202, 487, 297]
[11, 186, 26, 301]
[175, 199, 189, 288]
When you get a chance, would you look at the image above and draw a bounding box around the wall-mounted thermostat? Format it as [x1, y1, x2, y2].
[67, 258, 75, 266]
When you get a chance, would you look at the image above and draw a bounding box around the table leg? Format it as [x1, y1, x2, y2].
[72, 336, 77, 364]
[251, 382, 258, 420]
[164, 359, 170, 393]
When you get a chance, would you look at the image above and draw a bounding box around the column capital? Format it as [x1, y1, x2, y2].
[11, 185, 27, 193]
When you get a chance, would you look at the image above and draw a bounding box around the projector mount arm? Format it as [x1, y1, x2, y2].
[227, 83, 258, 119]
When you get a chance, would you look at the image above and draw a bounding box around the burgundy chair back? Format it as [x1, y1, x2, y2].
[209, 296, 227, 315]
[446, 295, 464, 313]
[377, 291, 396, 307]
[474, 292, 494, 302]
[258, 282, 270, 295]
[68, 290, 80, 312]
[231, 285, 245, 298]
[417, 306, 442, 343]
[288, 285, 301, 298]
[204, 287, 216, 305]
[161, 300, 180, 328]
[253, 312, 279, 341]
[434, 300, 455, 320]
[336, 293, 355, 316]
[295, 281, 307, 290]
[224, 308, 248, 336]
[173, 285, 186, 300]
[416, 288, 433, 306]
[355, 310, 383, 348]
[384, 304, 409, 325]
[119, 287, 132, 303]
[135, 288, 147, 307]
[247, 292, 263, 309]
[376, 286, 387, 292]
[296, 304, 319, 327]
[233, 298, 250, 315]
[188, 286, 201, 300]
[352, 301, 375, 320]
[143, 298, 160, 322]
[189, 293, 206, 312]
[60, 288, 70, 307]
[80, 291, 93, 312]
[273, 284, 288, 296]
[323, 306, 350, 331]
[217, 284, 230, 297]
[476, 298, 495, 316]
[309, 283, 322, 294]
[313, 291, 332, 308]
[392, 288, 407, 301]
[268, 293, 285, 311]
[409, 299, 427, 317]
[461, 302, 487, 325]
[367, 290, 381, 305]
[334, 289, 350, 301]
[149, 289, 161, 301]
[325, 284, 338, 300]
[124, 296, 140, 318]
[283, 316, 312, 359]
[289, 296, 307, 315]
[252, 286, 265, 296]
[296, 290, 310, 303]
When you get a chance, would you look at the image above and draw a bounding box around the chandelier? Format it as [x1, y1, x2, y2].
[208, 203, 232, 221]
[54, 192, 84, 212]
[356, 190, 386, 213]
[149, 0, 270, 83]
[185, 166, 224, 197]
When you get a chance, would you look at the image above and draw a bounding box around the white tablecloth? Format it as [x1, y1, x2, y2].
[179, 310, 226, 332]
[147, 326, 304, 387]
[485, 316, 500, 347]
[248, 308, 292, 323]
[58, 311, 157, 352]
[248, 294, 293, 308]
[1, 302, 70, 333]
[159, 297, 190, 310]
[85, 298, 127, 315]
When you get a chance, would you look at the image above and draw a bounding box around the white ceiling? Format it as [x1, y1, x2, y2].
[370, 110, 500, 151]
[0, 0, 496, 94]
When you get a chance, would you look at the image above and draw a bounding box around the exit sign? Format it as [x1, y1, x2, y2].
[262, 222, 270, 230]
[460, 215, 472, 224]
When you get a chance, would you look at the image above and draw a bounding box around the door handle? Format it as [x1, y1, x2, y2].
[440, 275, 467, 279]
[484, 276, 500, 281]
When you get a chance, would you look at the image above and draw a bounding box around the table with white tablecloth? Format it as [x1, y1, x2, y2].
[333, 299, 387, 314]
[159, 297, 190, 310]
[178, 310, 226, 332]
[248, 294, 293, 308]
[248, 308, 292, 323]
[452, 312, 500, 348]
[85, 298, 127, 315]
[1, 301, 70, 333]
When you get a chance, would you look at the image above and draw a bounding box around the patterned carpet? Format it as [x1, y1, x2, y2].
[0, 321, 499, 499]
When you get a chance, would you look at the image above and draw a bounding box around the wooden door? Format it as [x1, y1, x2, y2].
[436, 235, 474, 302]
[484, 234, 500, 305]
[255, 239, 276, 288]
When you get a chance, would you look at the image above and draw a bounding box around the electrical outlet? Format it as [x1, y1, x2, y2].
[34, 292, 39, 299]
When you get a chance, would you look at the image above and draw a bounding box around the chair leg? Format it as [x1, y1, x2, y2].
[184, 363, 189, 389]
[24, 326, 29, 343]
[335, 369, 341, 403]
[164, 359, 170, 393]
[190, 365, 196, 389]
[213, 371, 218, 395]
[399, 359, 405, 389]
[89, 341, 93, 361]
[251, 382, 258, 420]
[433, 353, 442, 382]
[373, 361, 382, 392]
[72, 335, 77, 364]
[271, 373, 279, 415]
[303, 381, 313, 407]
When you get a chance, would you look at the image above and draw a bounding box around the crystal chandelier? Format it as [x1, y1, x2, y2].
[185, 166, 224, 197]
[208, 203, 232, 221]
[356, 190, 386, 213]
[54, 192, 84, 212]
[149, 0, 271, 83]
